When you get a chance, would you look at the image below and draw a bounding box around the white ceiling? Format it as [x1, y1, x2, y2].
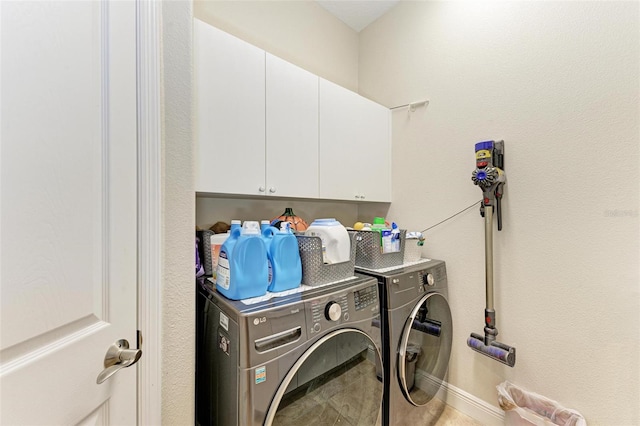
[316, 0, 400, 33]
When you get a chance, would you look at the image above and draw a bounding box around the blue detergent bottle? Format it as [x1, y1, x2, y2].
[216, 219, 241, 291]
[216, 220, 269, 300]
[268, 222, 302, 292]
[261, 220, 275, 287]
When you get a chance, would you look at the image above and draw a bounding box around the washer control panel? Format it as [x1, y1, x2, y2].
[422, 273, 435, 286]
[354, 285, 378, 311]
[419, 268, 444, 289]
[310, 293, 349, 334]
[325, 301, 342, 321]
[308, 283, 379, 335]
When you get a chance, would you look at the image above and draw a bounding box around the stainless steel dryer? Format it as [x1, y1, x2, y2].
[196, 276, 384, 426]
[356, 260, 452, 426]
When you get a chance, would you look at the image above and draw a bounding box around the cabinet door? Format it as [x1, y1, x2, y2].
[355, 96, 391, 202]
[194, 19, 266, 195]
[319, 79, 360, 201]
[266, 53, 319, 198]
[319, 79, 391, 202]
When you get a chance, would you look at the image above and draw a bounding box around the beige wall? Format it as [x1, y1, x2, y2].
[194, 0, 359, 92]
[196, 198, 359, 231]
[162, 1, 195, 424]
[360, 2, 639, 424]
[170, 1, 639, 424]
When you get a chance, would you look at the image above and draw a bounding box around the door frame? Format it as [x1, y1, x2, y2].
[137, 1, 163, 424]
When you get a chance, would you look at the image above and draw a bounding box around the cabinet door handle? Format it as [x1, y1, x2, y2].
[269, 187, 276, 193]
[259, 186, 266, 193]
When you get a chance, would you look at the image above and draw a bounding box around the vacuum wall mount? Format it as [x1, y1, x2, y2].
[467, 140, 516, 367]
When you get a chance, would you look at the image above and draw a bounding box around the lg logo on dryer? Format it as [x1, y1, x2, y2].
[253, 309, 298, 326]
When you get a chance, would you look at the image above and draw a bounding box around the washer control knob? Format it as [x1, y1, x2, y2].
[425, 273, 435, 286]
[325, 301, 342, 322]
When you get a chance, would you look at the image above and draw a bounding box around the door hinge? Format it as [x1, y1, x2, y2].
[137, 329, 143, 349]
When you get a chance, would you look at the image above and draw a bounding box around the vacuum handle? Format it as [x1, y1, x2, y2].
[484, 205, 494, 312]
[495, 188, 502, 231]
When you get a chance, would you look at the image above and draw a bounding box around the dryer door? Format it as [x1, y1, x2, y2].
[264, 328, 383, 426]
[398, 292, 452, 406]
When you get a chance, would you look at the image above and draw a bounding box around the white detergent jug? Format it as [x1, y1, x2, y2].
[210, 232, 229, 281]
[305, 218, 350, 264]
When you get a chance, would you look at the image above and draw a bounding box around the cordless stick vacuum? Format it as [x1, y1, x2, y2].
[467, 140, 516, 367]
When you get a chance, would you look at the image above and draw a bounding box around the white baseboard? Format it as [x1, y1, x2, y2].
[415, 371, 505, 425]
[441, 381, 505, 425]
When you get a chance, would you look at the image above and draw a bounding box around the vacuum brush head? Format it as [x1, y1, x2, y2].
[467, 333, 516, 367]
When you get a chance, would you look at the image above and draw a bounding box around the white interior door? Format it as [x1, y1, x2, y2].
[0, 1, 138, 424]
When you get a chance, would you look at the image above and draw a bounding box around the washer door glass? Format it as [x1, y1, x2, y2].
[265, 328, 383, 426]
[398, 292, 452, 406]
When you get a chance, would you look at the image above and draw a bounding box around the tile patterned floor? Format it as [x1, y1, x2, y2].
[273, 353, 383, 426]
[272, 353, 483, 426]
[386, 393, 484, 426]
[434, 405, 484, 425]
[428, 399, 484, 426]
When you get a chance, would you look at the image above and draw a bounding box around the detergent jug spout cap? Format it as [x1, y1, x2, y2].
[242, 221, 260, 235]
[260, 220, 272, 231]
[280, 222, 291, 233]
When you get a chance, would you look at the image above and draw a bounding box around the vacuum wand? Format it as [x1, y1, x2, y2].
[468, 140, 516, 367]
[484, 204, 495, 341]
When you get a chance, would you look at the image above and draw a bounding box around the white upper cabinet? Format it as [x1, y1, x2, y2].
[266, 53, 319, 198]
[194, 19, 266, 195]
[319, 78, 391, 202]
[194, 19, 391, 202]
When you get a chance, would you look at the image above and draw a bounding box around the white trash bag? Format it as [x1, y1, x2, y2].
[497, 381, 586, 426]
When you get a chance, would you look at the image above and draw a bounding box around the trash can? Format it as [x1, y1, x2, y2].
[497, 381, 586, 426]
[405, 343, 422, 391]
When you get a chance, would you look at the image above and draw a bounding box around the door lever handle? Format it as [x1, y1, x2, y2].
[96, 339, 142, 384]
